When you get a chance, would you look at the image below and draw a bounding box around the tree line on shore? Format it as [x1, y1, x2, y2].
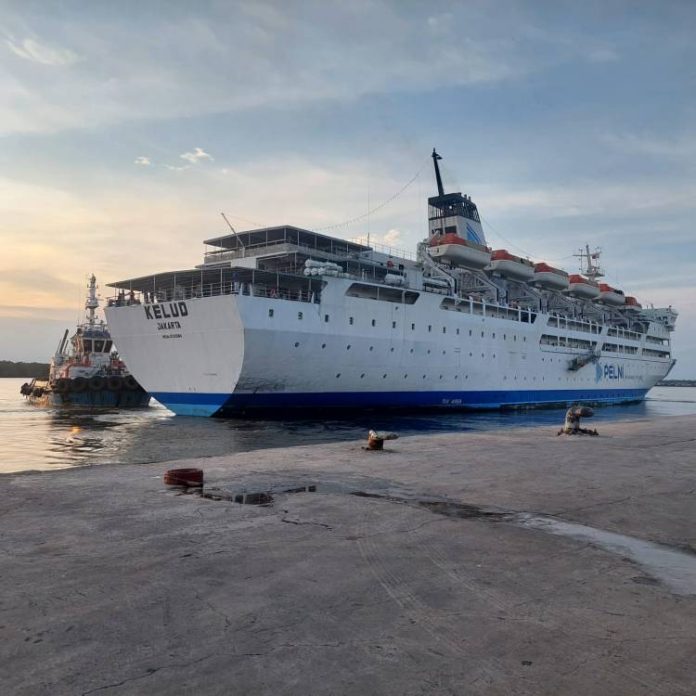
[0, 361, 50, 378]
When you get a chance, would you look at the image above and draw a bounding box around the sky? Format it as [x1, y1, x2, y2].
[1, 0, 695, 376]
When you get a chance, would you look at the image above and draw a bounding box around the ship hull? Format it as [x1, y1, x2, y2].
[149, 387, 648, 416]
[105, 280, 671, 417]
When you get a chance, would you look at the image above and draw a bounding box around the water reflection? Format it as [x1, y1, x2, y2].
[2, 378, 695, 474]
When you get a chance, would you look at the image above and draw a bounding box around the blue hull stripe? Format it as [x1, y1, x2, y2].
[151, 388, 649, 417]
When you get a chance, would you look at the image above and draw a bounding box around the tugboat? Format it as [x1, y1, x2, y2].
[20, 275, 150, 408]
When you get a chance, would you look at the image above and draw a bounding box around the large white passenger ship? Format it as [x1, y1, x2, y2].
[105, 151, 677, 417]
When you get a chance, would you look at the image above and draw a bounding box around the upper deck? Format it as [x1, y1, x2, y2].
[202, 226, 372, 267]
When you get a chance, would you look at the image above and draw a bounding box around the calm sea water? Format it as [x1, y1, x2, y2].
[1, 377, 695, 474]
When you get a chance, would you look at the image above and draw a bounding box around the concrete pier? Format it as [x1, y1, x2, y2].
[1, 415, 695, 695]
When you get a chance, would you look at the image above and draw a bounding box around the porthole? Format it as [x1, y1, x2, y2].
[456, 328, 460, 335]
[371, 319, 376, 327]
[428, 325, 432, 332]
[324, 314, 329, 322]
[360, 373, 365, 379]
[442, 327, 446, 334]
[422, 375, 426, 379]
[492, 333, 496, 339]
[346, 345, 351, 350]
[409, 348, 414, 353]
[294, 342, 300, 347]
[481, 331, 484, 338]
[469, 330, 472, 337]
[382, 374, 387, 379]
[322, 343, 326, 349]
[392, 321, 397, 329]
[427, 349, 431, 354]
[298, 312, 303, 320]
[268, 309, 274, 318]
[411, 323, 415, 330]
[349, 317, 354, 325]
[390, 347, 395, 352]
[336, 373, 341, 378]
[369, 346, 374, 351]
[404, 374, 408, 379]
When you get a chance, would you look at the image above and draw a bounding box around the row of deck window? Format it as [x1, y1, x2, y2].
[269, 308, 528, 342]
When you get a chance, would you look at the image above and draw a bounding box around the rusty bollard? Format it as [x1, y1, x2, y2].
[557, 406, 598, 436]
[366, 430, 399, 450]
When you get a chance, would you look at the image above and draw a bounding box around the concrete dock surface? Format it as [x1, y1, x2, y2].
[1, 415, 695, 695]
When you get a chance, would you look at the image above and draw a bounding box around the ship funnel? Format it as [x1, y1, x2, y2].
[427, 150, 487, 246]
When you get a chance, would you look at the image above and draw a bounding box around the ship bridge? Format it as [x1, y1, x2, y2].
[427, 149, 487, 247]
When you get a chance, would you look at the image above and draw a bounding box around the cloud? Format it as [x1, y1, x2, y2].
[0, 4, 525, 136]
[371, 228, 403, 249]
[6, 36, 79, 66]
[477, 180, 696, 220]
[586, 46, 619, 63]
[180, 147, 214, 164]
[603, 132, 696, 160]
[134, 156, 151, 166]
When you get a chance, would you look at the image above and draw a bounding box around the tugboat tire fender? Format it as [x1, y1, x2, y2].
[71, 377, 87, 392]
[53, 379, 69, 393]
[89, 376, 105, 391]
[107, 376, 122, 391]
[124, 375, 139, 391]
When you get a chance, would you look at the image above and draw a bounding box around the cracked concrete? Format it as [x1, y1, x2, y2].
[1, 415, 696, 694]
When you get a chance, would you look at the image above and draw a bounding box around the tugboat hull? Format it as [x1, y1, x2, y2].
[22, 379, 150, 408]
[37, 390, 150, 408]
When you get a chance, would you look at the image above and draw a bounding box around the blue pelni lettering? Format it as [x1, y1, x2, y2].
[603, 364, 624, 380]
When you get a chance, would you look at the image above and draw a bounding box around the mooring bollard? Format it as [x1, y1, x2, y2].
[558, 406, 598, 436]
[366, 430, 399, 450]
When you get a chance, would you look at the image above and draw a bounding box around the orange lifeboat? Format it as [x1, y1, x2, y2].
[533, 262, 569, 290]
[624, 296, 642, 312]
[565, 274, 600, 299]
[598, 283, 626, 306]
[428, 233, 492, 270]
[486, 249, 535, 281]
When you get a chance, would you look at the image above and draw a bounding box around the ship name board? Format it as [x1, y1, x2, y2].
[143, 302, 189, 321]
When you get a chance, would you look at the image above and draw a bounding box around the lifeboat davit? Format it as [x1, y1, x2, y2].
[533, 262, 569, 290]
[428, 233, 492, 270]
[623, 296, 642, 312]
[598, 283, 626, 306]
[565, 274, 600, 299]
[486, 249, 535, 281]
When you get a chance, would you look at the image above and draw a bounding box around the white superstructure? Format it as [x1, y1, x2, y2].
[104, 151, 677, 417]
